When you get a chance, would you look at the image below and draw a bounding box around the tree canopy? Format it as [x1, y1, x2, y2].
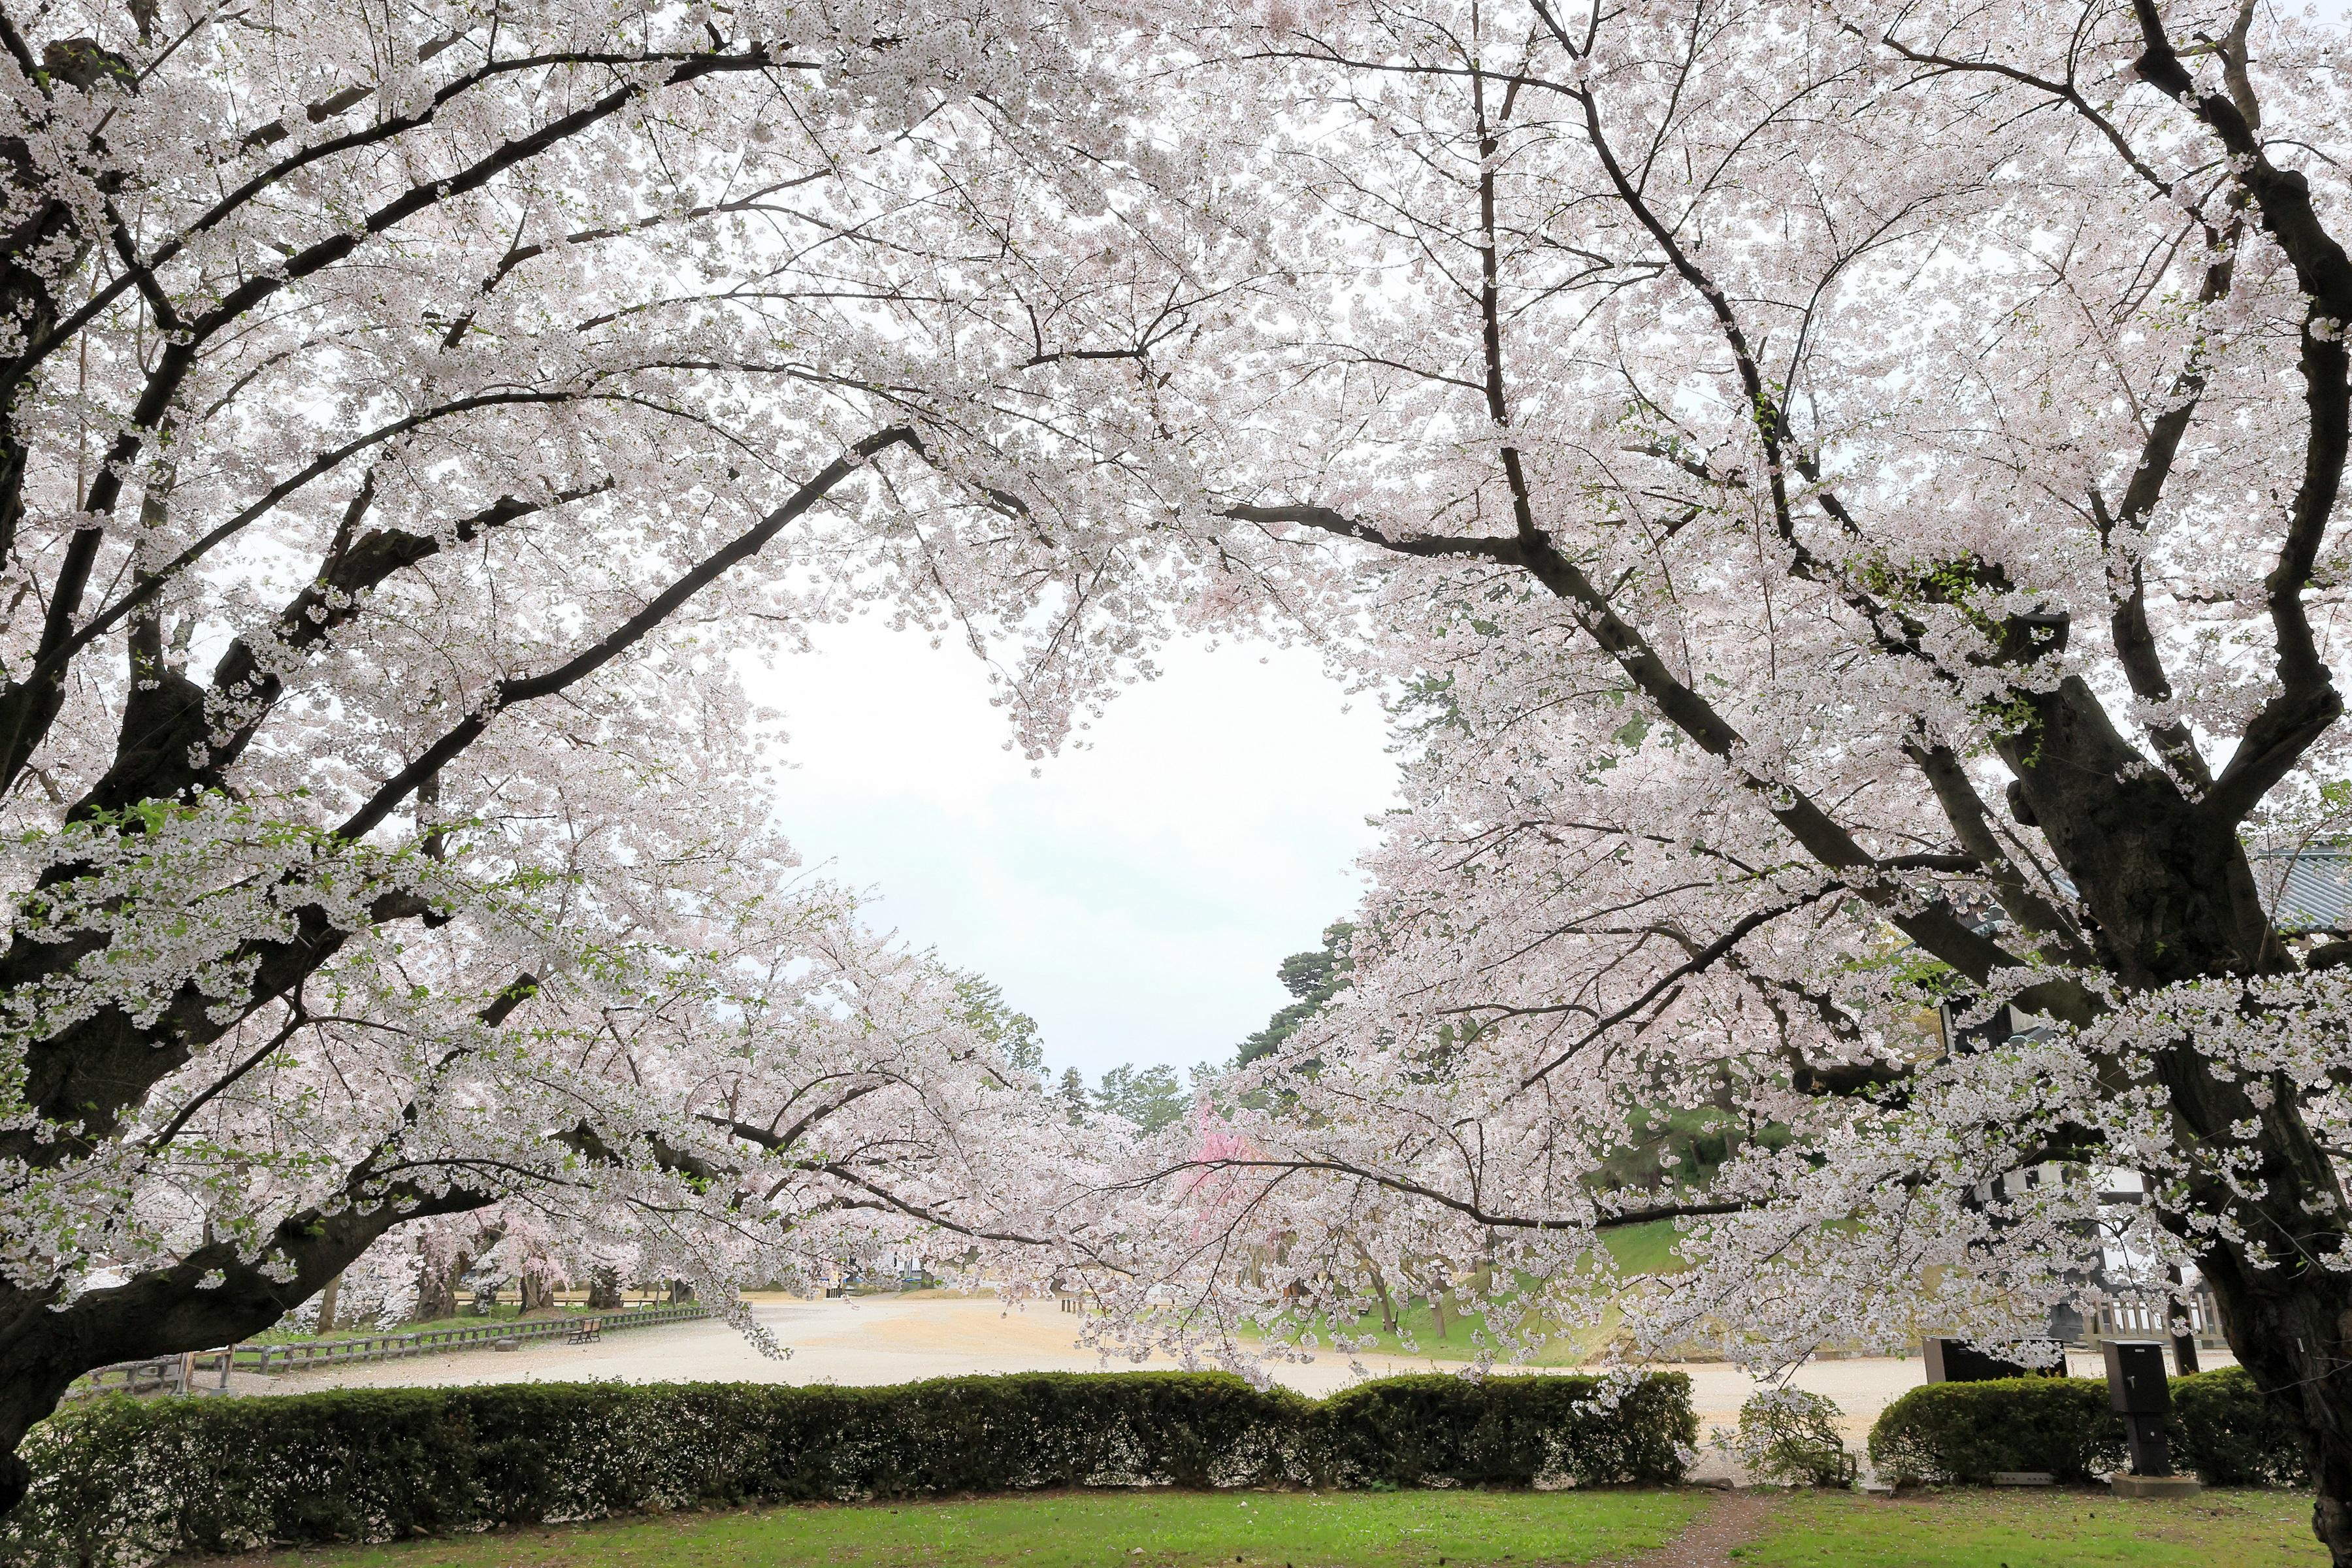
[10, 1, 2352, 1560]
[0, 0, 1169, 1509]
[1034, 4, 2352, 1559]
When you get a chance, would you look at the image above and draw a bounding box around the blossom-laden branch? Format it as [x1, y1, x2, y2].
[1064, 9, 2352, 1557]
[0, 0, 1216, 1515]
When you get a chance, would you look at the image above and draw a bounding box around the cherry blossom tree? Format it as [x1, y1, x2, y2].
[0, 0, 1211, 1511]
[18, 0, 2352, 1555]
[1043, 1, 2352, 1556]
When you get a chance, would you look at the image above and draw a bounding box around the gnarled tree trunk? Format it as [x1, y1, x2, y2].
[2014, 679, 2349, 1556]
[586, 1267, 623, 1311]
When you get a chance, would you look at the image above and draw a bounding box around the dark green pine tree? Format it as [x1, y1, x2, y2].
[1092, 1063, 1190, 1134]
[1236, 921, 1354, 1066]
[1055, 1067, 1090, 1124]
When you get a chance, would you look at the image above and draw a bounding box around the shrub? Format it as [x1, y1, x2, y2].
[1867, 1367, 2309, 1487]
[1309, 1373, 1696, 1490]
[1723, 1389, 1854, 1486]
[1868, 1377, 2123, 1484]
[2172, 1367, 2311, 1488]
[1, 1370, 1694, 1566]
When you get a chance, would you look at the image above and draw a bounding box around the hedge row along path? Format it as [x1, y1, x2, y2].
[1869, 1369, 2309, 1488]
[21, 1365, 2306, 1566]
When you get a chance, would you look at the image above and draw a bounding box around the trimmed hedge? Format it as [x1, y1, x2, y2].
[1, 1371, 1695, 1566]
[2172, 1367, 2313, 1487]
[1867, 1376, 2121, 1484]
[1304, 1371, 1692, 1490]
[1867, 1367, 2309, 1487]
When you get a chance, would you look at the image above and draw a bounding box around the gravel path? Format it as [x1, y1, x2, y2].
[256, 1296, 1401, 1399]
[252, 1296, 1929, 1451]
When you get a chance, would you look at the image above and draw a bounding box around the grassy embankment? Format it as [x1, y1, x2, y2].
[1250, 1219, 1684, 1365]
[213, 1486, 2322, 1567]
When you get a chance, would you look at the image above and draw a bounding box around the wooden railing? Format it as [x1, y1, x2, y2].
[59, 1301, 710, 1402]
[61, 1352, 237, 1401]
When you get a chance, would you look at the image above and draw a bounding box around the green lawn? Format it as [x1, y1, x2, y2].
[215, 1486, 2327, 1568]
[224, 1495, 2333, 1561]
[1735, 1488, 2323, 1566]
[222, 1488, 1705, 1567]
[1598, 1218, 1688, 1276]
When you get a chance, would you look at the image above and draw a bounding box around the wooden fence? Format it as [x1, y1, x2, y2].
[59, 1301, 710, 1403]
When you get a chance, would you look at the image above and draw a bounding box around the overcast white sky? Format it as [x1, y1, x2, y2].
[743, 622, 1399, 1081]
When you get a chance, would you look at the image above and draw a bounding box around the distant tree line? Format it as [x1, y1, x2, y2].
[1049, 923, 1360, 1135]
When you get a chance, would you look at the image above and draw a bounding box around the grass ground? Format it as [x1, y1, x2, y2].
[211, 1486, 2328, 1568]
[1734, 1487, 2321, 1566]
[221, 1488, 1706, 1567]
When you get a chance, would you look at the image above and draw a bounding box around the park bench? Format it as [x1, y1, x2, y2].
[568, 1316, 603, 1344]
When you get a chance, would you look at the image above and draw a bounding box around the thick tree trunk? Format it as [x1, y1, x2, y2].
[2148, 1055, 2352, 1561]
[2201, 1233, 2352, 1562]
[414, 1251, 467, 1324]
[0, 1384, 55, 1527]
[0, 1188, 487, 1517]
[0, 1251, 351, 1516]
[2007, 679, 2350, 1558]
[314, 1273, 342, 1335]
[2156, 1037, 2352, 1561]
[2160, 1047, 2352, 1560]
[0, 1290, 84, 1524]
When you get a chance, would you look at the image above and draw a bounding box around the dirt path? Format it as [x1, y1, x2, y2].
[1609, 1490, 1780, 1568]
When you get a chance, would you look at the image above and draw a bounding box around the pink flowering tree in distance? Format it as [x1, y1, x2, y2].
[1013, 3, 2352, 1558]
[0, 0, 1222, 1509]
